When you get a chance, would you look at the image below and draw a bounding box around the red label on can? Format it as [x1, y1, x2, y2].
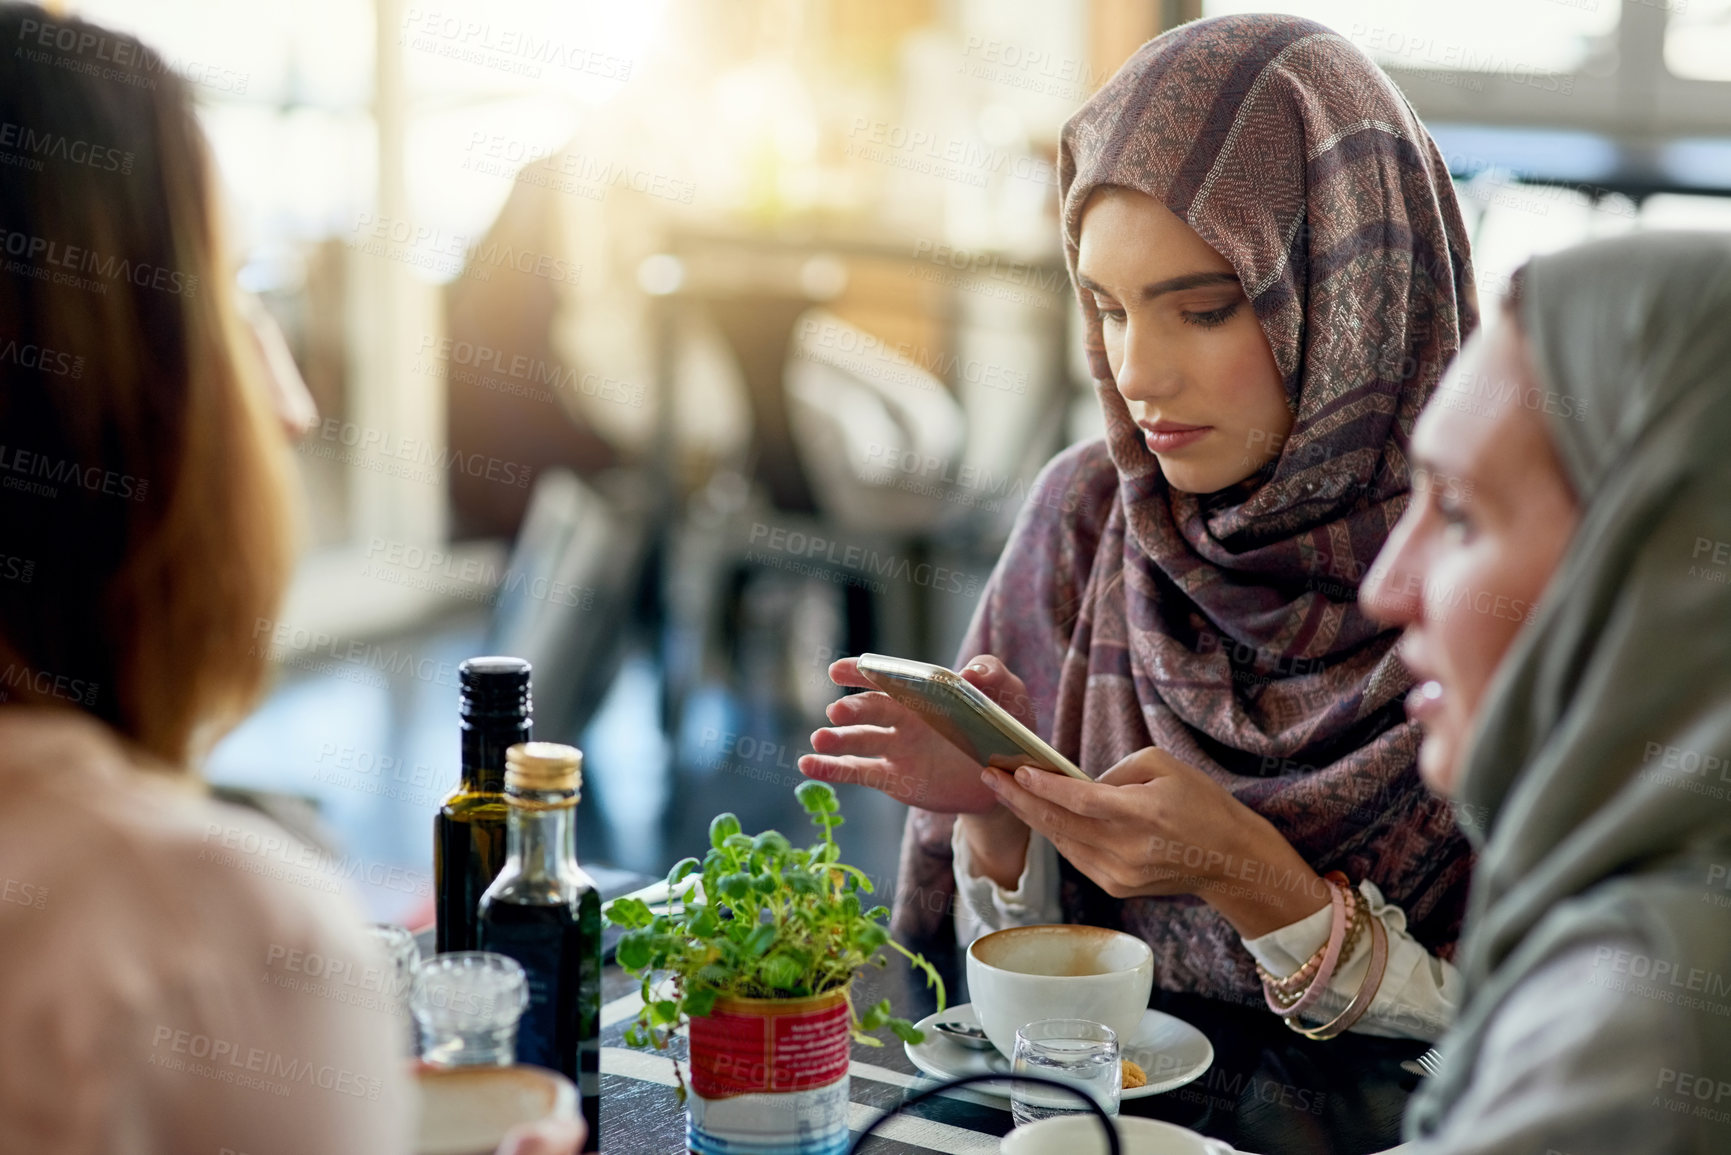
[689, 997, 850, 1098]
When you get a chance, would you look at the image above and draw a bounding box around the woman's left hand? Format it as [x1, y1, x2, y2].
[980, 747, 1329, 938]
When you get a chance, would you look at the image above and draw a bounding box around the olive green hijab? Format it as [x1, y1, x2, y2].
[1408, 231, 1731, 1142]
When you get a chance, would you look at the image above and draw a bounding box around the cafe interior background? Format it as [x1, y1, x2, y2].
[55, 0, 1731, 926]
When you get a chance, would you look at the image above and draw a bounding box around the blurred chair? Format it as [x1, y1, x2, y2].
[784, 307, 968, 536]
[705, 294, 824, 516]
[485, 469, 651, 743]
[644, 240, 1049, 735]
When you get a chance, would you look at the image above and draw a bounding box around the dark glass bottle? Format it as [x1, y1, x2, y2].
[478, 742, 601, 1140]
[434, 656, 531, 954]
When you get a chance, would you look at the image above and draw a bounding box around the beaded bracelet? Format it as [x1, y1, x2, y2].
[1259, 893, 1357, 1002]
[1255, 879, 1341, 1006]
[1260, 893, 1364, 1004]
[1259, 871, 1352, 1018]
[1260, 890, 1366, 1010]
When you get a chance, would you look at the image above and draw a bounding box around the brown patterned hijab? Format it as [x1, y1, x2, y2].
[894, 14, 1478, 1009]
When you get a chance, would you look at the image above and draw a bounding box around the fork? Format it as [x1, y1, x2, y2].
[1401, 1047, 1444, 1078]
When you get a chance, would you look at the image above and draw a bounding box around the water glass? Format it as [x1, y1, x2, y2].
[1011, 1018, 1122, 1127]
[411, 951, 529, 1068]
[367, 923, 420, 1055]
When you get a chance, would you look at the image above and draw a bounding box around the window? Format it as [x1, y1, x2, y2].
[1665, 0, 1731, 82]
[1203, 0, 1617, 76]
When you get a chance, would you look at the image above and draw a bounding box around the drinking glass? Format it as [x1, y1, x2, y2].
[367, 923, 420, 1056]
[1010, 1018, 1122, 1127]
[411, 951, 529, 1068]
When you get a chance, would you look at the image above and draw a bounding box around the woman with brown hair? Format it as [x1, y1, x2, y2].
[803, 14, 1477, 1039]
[0, 5, 578, 1151]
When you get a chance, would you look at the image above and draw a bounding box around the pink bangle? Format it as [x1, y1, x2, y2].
[1262, 886, 1363, 1006]
[1288, 909, 1389, 1040]
[1264, 873, 1349, 1017]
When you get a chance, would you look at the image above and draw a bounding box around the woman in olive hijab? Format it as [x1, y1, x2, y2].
[1363, 230, 1731, 1152]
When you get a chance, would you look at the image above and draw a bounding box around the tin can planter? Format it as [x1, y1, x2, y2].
[685, 988, 852, 1155]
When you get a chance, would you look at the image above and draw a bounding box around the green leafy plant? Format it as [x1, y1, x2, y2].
[605, 780, 946, 1066]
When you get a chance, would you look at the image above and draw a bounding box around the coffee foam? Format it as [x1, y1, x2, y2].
[972, 924, 1147, 977]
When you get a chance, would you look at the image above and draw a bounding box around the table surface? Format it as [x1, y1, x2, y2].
[595, 954, 1430, 1155]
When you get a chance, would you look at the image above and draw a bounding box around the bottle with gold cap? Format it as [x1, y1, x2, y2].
[477, 741, 601, 1138]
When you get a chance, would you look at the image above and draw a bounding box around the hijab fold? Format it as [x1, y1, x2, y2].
[1407, 232, 1731, 1143]
[894, 14, 1477, 1007]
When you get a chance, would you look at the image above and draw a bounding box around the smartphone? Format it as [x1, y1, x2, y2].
[855, 653, 1089, 780]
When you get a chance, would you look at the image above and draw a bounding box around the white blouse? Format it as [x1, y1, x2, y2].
[951, 826, 1461, 1041]
[0, 708, 414, 1155]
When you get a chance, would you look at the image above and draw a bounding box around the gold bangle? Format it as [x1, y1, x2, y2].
[1283, 910, 1388, 1040]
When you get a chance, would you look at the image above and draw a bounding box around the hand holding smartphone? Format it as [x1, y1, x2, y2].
[855, 653, 1089, 781]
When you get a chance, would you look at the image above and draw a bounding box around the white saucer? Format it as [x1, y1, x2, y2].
[904, 1003, 1213, 1100]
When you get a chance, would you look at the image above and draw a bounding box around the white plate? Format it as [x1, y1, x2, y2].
[904, 1003, 1213, 1100]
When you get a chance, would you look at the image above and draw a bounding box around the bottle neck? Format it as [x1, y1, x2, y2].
[460, 714, 530, 793]
[505, 790, 580, 883]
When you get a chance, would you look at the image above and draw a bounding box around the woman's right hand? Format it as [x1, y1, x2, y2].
[496, 1115, 586, 1155]
[797, 654, 1036, 815]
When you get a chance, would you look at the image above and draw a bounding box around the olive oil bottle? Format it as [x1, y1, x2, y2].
[434, 656, 531, 954]
[478, 742, 601, 1139]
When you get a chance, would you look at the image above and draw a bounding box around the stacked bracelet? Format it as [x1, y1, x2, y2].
[1257, 871, 1354, 1017]
[1256, 871, 1389, 1037]
[1286, 913, 1389, 1039]
[1261, 888, 1365, 1013]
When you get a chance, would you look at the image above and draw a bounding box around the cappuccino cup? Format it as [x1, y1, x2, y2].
[966, 924, 1154, 1060]
[1001, 1114, 1235, 1154]
[413, 1064, 576, 1155]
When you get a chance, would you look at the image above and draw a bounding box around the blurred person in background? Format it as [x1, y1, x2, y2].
[0, 5, 581, 1151]
[442, 158, 620, 541]
[804, 14, 1479, 1040]
[441, 0, 759, 542]
[1364, 234, 1731, 1153]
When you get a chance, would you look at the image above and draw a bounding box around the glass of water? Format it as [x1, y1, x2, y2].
[367, 924, 421, 1056]
[411, 951, 528, 1068]
[1011, 1018, 1123, 1127]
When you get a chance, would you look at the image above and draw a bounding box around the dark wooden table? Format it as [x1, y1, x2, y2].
[594, 952, 1429, 1154]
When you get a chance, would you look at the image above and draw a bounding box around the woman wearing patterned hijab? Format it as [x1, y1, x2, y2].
[1369, 234, 1731, 1151]
[802, 13, 1476, 1036]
